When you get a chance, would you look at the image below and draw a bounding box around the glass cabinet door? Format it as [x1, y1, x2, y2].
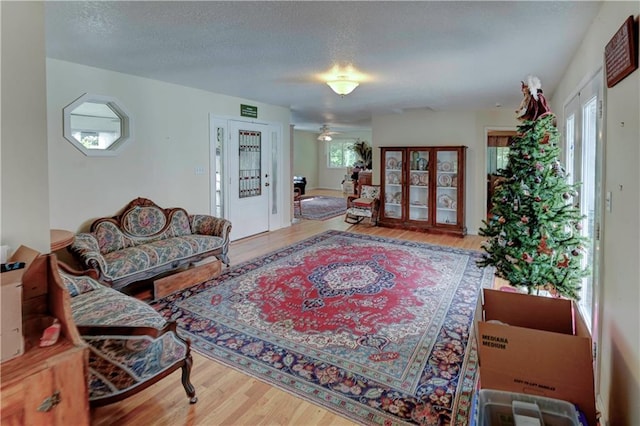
[408, 149, 430, 222]
[382, 149, 404, 220]
[435, 149, 460, 225]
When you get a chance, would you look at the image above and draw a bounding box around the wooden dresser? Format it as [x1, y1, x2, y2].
[1, 250, 89, 425]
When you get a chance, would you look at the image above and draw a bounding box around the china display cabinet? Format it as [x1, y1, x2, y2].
[379, 146, 467, 236]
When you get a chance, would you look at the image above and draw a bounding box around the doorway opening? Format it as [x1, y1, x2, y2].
[486, 130, 517, 218]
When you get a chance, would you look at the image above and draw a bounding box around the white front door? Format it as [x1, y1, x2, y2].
[228, 120, 271, 240]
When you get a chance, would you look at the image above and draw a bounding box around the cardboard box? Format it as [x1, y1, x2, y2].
[475, 289, 596, 426]
[0, 245, 41, 362]
[1, 273, 24, 362]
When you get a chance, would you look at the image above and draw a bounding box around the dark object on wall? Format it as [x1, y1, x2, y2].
[1, 262, 26, 273]
[605, 15, 638, 88]
[293, 176, 307, 195]
[350, 166, 362, 183]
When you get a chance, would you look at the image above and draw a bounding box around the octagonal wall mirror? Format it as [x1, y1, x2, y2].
[63, 93, 133, 156]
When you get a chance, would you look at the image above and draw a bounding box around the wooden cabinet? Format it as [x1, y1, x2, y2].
[379, 146, 467, 236]
[1, 342, 88, 425]
[1, 252, 89, 425]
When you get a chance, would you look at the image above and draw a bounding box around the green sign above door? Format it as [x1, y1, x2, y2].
[240, 104, 258, 118]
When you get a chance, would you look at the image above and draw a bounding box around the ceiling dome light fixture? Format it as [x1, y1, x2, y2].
[327, 76, 359, 96]
[318, 134, 333, 142]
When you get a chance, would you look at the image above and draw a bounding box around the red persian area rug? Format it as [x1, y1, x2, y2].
[296, 195, 347, 220]
[153, 231, 495, 425]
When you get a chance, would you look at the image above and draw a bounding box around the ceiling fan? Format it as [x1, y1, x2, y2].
[317, 124, 340, 141]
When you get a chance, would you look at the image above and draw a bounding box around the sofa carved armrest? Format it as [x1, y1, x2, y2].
[58, 259, 100, 281]
[190, 214, 232, 266]
[68, 233, 109, 280]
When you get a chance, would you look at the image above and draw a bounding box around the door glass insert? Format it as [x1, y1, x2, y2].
[238, 130, 262, 198]
[408, 149, 429, 221]
[214, 126, 224, 217]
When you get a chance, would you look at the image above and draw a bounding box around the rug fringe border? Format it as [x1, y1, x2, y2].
[189, 341, 413, 426]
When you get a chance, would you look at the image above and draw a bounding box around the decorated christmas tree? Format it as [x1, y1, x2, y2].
[478, 76, 588, 299]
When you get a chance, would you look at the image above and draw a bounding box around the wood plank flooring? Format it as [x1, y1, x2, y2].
[91, 189, 491, 426]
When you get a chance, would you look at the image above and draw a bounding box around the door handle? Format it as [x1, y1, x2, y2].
[38, 391, 61, 412]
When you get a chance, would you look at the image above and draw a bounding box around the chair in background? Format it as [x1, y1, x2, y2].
[293, 187, 303, 217]
[293, 176, 307, 195]
[345, 185, 381, 225]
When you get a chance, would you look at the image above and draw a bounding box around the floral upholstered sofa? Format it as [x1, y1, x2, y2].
[70, 197, 231, 292]
[56, 261, 197, 406]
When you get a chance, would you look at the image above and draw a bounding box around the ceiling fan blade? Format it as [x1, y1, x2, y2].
[317, 125, 342, 141]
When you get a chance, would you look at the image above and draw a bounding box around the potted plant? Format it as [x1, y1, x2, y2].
[351, 139, 372, 169]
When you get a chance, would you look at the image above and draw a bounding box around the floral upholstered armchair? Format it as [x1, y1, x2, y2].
[56, 261, 197, 407]
[345, 185, 381, 225]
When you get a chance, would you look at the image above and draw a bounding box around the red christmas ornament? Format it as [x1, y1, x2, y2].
[557, 254, 570, 268]
[541, 133, 550, 144]
[537, 236, 553, 255]
[522, 253, 534, 263]
[520, 216, 529, 224]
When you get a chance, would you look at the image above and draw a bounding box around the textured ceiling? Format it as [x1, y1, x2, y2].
[45, 1, 602, 134]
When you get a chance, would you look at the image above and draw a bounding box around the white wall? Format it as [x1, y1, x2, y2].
[372, 109, 517, 235]
[551, 3, 639, 424]
[1, 1, 50, 254]
[292, 129, 319, 190]
[46, 59, 292, 234]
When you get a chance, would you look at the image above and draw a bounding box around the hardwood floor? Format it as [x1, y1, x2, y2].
[91, 189, 490, 426]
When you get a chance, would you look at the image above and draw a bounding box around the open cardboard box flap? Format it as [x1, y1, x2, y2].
[476, 288, 596, 426]
[2, 245, 40, 286]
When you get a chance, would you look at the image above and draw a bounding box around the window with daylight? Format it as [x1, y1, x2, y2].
[487, 146, 511, 172]
[487, 133, 514, 174]
[327, 140, 357, 168]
